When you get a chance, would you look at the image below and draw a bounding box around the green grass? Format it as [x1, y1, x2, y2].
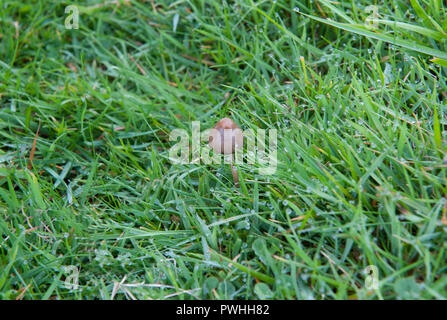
[0, 0, 446, 300]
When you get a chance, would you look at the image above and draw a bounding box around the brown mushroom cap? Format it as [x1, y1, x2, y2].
[208, 118, 244, 154]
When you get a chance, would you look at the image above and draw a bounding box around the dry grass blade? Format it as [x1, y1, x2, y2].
[27, 122, 41, 170]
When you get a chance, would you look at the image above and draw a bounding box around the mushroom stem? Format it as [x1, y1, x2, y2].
[230, 154, 239, 187]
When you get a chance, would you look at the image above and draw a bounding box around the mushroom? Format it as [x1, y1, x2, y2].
[208, 118, 244, 187]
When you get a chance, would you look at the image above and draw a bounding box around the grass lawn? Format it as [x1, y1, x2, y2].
[0, 0, 446, 300]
